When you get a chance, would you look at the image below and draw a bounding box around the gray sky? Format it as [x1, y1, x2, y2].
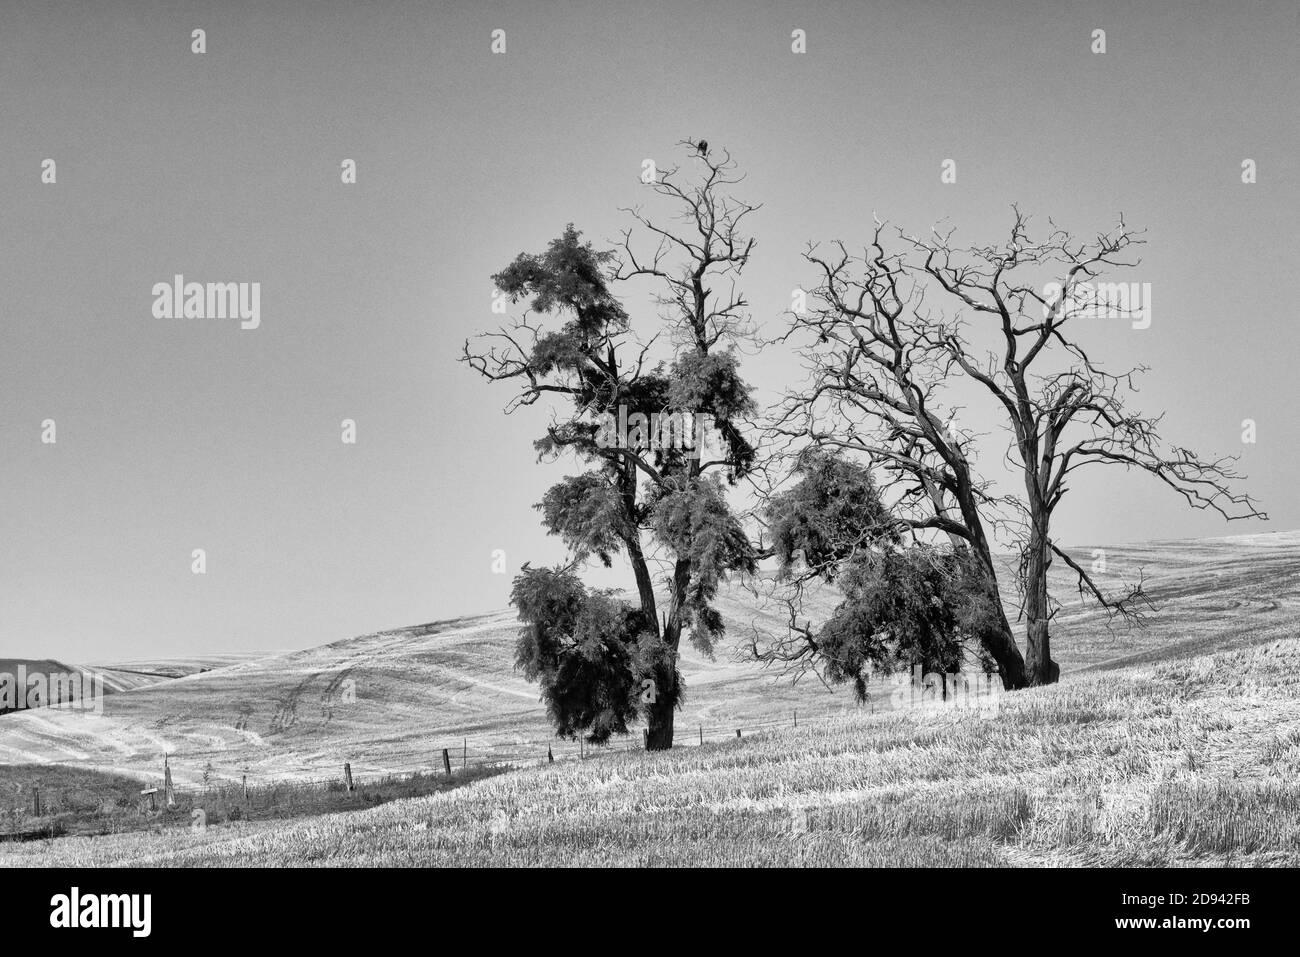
[2, 0, 1297, 661]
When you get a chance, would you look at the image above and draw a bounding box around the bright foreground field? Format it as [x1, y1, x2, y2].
[3, 631, 1298, 867]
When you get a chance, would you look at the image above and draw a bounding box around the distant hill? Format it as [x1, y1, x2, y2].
[0, 659, 119, 715]
[82, 654, 263, 689]
[0, 531, 1295, 786]
[0, 655, 253, 715]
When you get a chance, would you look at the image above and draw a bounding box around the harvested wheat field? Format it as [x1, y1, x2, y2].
[5, 626, 1297, 867]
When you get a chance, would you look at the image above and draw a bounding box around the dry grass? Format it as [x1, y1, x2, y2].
[6, 531, 1296, 789]
[6, 633, 1298, 867]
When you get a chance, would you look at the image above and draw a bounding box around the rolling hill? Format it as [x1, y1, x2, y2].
[1, 531, 1295, 790]
[6, 627, 1298, 867]
[0, 659, 127, 715]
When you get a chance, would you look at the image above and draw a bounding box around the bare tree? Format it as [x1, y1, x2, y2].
[772, 210, 1266, 687]
[768, 221, 1029, 688]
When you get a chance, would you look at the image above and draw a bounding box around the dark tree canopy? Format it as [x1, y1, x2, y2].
[511, 565, 668, 743]
[817, 548, 1001, 702]
[765, 450, 899, 580]
[760, 450, 998, 699]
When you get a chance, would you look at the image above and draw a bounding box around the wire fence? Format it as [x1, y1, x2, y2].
[1, 699, 891, 838]
[3, 682, 986, 851]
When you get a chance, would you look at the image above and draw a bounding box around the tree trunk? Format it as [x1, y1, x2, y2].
[978, 555, 1027, 689]
[987, 607, 1029, 691]
[621, 461, 660, 637]
[1024, 528, 1058, 685]
[625, 533, 659, 637]
[644, 684, 676, 750]
[952, 482, 1028, 690]
[645, 557, 692, 750]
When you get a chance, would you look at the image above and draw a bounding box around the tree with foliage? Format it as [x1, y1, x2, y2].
[463, 143, 761, 748]
[758, 449, 1001, 698]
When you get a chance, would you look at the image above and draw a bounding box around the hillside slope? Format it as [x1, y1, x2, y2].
[6, 630, 1297, 867]
[1, 531, 1295, 787]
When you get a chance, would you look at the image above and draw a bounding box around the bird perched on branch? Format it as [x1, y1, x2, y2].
[693, 139, 709, 156]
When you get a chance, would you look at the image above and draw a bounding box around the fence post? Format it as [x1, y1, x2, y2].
[699, 726, 703, 746]
[343, 762, 354, 792]
[794, 709, 798, 729]
[643, 729, 649, 750]
[32, 787, 40, 817]
[442, 748, 452, 777]
[462, 738, 467, 770]
[164, 757, 176, 809]
[547, 745, 553, 763]
[736, 729, 741, 739]
[242, 774, 249, 801]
